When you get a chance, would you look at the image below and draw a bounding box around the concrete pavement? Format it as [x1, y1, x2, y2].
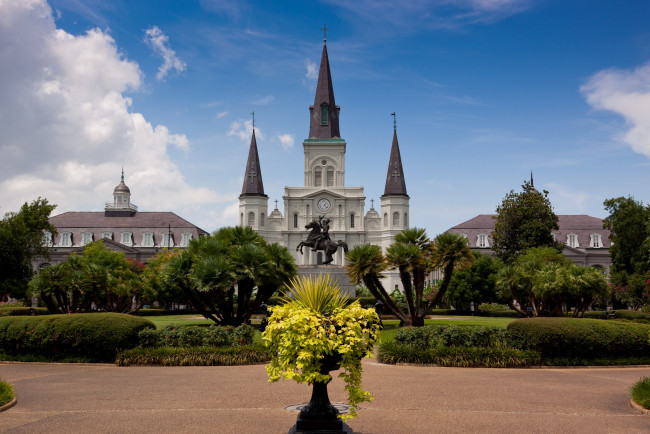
[0, 360, 649, 433]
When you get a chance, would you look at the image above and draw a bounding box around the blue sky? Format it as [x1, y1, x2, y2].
[1, 0, 649, 237]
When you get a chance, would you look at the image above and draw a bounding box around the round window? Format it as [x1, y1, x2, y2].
[321, 159, 327, 165]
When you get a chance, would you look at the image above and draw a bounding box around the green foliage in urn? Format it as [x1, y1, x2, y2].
[262, 275, 380, 421]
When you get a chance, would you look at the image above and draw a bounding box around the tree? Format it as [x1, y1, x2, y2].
[0, 198, 57, 300]
[345, 244, 407, 324]
[346, 230, 473, 327]
[603, 196, 650, 307]
[495, 247, 609, 317]
[446, 253, 500, 310]
[141, 249, 184, 308]
[492, 180, 563, 263]
[162, 226, 297, 326]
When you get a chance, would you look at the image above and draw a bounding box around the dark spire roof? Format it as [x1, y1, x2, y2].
[240, 130, 267, 197]
[309, 42, 340, 139]
[382, 129, 408, 197]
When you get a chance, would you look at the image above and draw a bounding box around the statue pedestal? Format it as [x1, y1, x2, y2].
[298, 265, 356, 297]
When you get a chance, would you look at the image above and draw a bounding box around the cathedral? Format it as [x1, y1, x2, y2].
[238, 37, 409, 291]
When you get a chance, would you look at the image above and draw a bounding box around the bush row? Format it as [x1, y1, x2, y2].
[378, 341, 540, 367]
[507, 318, 650, 358]
[0, 313, 154, 362]
[129, 308, 199, 317]
[582, 310, 650, 322]
[0, 307, 50, 317]
[394, 325, 509, 349]
[137, 324, 255, 348]
[116, 344, 270, 366]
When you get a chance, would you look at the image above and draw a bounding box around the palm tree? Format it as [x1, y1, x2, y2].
[345, 244, 406, 324]
[424, 232, 473, 315]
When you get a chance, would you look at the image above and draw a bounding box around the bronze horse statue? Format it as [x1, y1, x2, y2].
[297, 219, 348, 265]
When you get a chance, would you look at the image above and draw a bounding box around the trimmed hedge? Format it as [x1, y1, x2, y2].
[378, 341, 540, 367]
[0, 380, 14, 407]
[137, 324, 255, 348]
[0, 313, 155, 362]
[394, 325, 510, 349]
[507, 317, 650, 358]
[0, 307, 49, 317]
[130, 308, 199, 317]
[116, 344, 270, 366]
[582, 310, 650, 323]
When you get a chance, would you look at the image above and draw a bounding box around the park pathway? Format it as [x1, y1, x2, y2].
[0, 361, 649, 433]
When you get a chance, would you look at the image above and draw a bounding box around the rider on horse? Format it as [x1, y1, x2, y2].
[311, 215, 331, 252]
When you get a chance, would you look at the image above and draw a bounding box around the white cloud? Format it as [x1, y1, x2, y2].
[305, 59, 318, 79]
[251, 94, 274, 105]
[227, 120, 263, 142]
[0, 0, 231, 225]
[581, 62, 650, 158]
[216, 111, 228, 119]
[144, 25, 186, 80]
[277, 134, 294, 151]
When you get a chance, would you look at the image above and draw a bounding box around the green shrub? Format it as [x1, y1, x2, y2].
[632, 377, 650, 409]
[507, 317, 650, 358]
[378, 341, 540, 367]
[0, 313, 154, 362]
[0, 381, 14, 406]
[137, 324, 255, 348]
[116, 344, 270, 366]
[394, 325, 510, 349]
[478, 303, 512, 313]
[582, 310, 650, 323]
[129, 308, 199, 317]
[0, 307, 49, 316]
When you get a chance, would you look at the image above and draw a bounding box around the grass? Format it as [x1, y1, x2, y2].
[0, 380, 14, 406]
[378, 316, 516, 343]
[116, 344, 270, 366]
[632, 377, 650, 409]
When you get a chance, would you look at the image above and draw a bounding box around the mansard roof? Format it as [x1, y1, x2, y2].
[309, 42, 340, 139]
[240, 130, 266, 197]
[382, 129, 408, 197]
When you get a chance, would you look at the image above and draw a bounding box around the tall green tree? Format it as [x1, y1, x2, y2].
[492, 180, 563, 263]
[446, 253, 500, 310]
[162, 226, 297, 325]
[603, 196, 650, 306]
[0, 198, 57, 300]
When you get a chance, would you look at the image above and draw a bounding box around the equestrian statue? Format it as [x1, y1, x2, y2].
[296, 215, 348, 265]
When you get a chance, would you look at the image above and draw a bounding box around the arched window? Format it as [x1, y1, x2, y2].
[42, 231, 53, 247]
[404, 213, 408, 228]
[142, 232, 154, 247]
[60, 232, 72, 247]
[293, 213, 298, 228]
[315, 168, 322, 187]
[590, 233, 602, 248]
[477, 234, 490, 248]
[384, 213, 388, 227]
[248, 212, 255, 227]
[567, 233, 579, 248]
[240, 213, 244, 226]
[350, 213, 355, 228]
[326, 168, 334, 187]
[321, 103, 329, 125]
[393, 212, 400, 227]
[260, 213, 265, 227]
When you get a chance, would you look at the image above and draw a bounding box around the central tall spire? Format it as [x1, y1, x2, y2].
[309, 40, 340, 139]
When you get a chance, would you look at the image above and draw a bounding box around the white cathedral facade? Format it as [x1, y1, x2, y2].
[238, 38, 409, 292]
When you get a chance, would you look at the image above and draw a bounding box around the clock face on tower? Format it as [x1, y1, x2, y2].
[317, 198, 332, 213]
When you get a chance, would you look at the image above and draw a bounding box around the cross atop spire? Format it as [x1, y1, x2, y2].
[321, 24, 329, 44]
[382, 128, 408, 197]
[240, 129, 267, 197]
[308, 36, 341, 139]
[530, 170, 534, 188]
[391, 112, 397, 131]
[121, 166, 124, 182]
[251, 111, 255, 131]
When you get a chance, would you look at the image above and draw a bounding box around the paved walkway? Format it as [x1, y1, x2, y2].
[1, 361, 649, 433]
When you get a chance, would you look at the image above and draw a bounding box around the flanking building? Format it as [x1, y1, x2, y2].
[34, 171, 208, 271]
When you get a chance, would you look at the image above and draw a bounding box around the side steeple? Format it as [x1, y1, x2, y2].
[382, 126, 408, 197]
[309, 39, 340, 139]
[240, 130, 266, 197]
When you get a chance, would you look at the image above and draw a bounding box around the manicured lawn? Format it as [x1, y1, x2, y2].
[142, 314, 214, 329]
[379, 316, 516, 343]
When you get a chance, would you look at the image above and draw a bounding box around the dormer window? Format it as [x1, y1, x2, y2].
[590, 233, 602, 248]
[321, 103, 329, 125]
[121, 232, 132, 246]
[60, 232, 72, 247]
[81, 232, 93, 246]
[477, 234, 490, 248]
[162, 233, 174, 248]
[42, 231, 53, 247]
[567, 234, 579, 248]
[180, 233, 192, 247]
[142, 232, 154, 247]
[101, 232, 112, 240]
